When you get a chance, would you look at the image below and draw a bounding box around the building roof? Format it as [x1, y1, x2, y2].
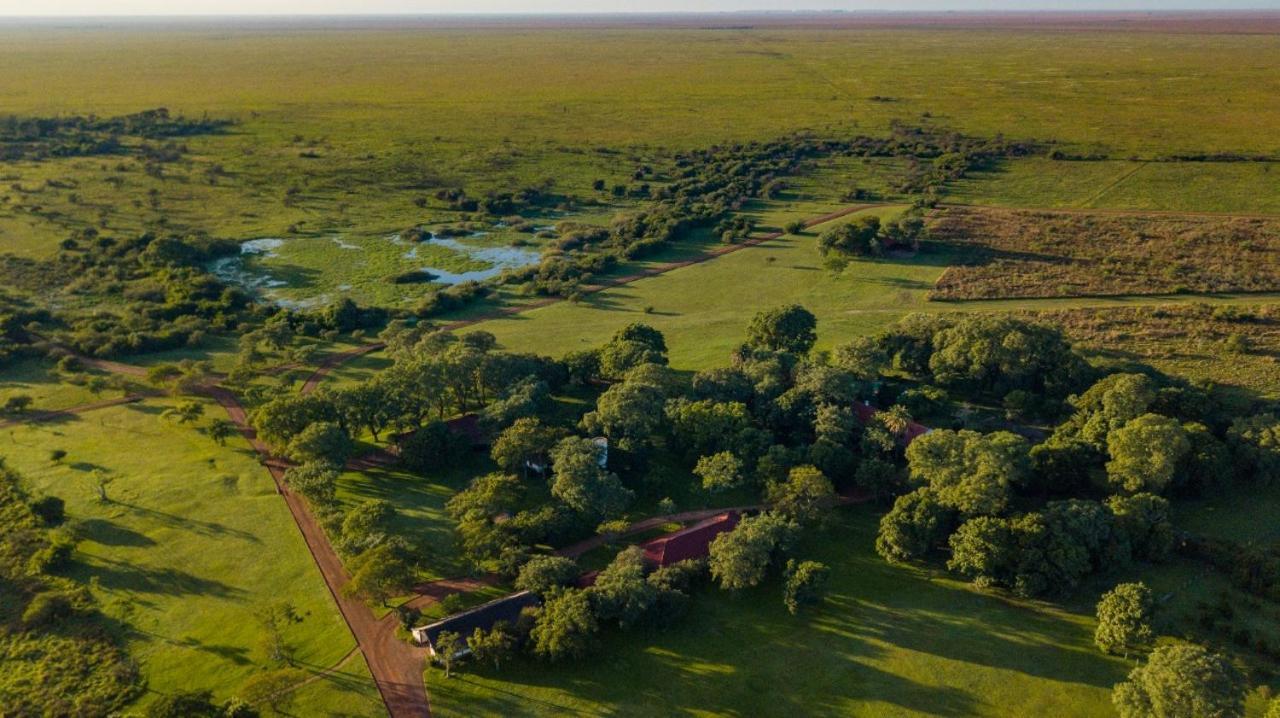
[852, 401, 930, 446]
[641, 511, 741, 567]
[446, 413, 487, 447]
[411, 590, 540, 650]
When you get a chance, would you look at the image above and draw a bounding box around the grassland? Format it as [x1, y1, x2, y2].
[929, 207, 1280, 300]
[1031, 303, 1280, 399]
[3, 19, 1280, 266]
[0, 396, 378, 713]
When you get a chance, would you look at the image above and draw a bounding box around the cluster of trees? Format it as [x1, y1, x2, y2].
[445, 307, 905, 583]
[817, 212, 926, 260]
[867, 312, 1280, 601]
[0, 462, 142, 714]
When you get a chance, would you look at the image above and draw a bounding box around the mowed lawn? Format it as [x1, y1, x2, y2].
[427, 506, 1128, 717]
[0, 396, 381, 714]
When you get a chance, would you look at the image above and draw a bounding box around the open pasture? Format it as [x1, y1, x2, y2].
[0, 396, 375, 711]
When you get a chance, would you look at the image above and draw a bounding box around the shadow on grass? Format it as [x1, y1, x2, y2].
[114, 500, 261, 543]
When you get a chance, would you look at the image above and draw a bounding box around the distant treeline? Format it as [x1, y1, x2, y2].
[0, 108, 233, 161]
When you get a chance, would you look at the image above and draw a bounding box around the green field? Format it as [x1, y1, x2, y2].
[0, 397, 378, 713]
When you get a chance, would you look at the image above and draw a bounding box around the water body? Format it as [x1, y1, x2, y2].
[399, 231, 542, 285]
[208, 238, 288, 289]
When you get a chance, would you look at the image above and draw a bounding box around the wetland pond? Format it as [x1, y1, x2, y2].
[209, 229, 544, 307]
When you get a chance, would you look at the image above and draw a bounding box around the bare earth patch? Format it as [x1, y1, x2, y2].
[929, 207, 1280, 300]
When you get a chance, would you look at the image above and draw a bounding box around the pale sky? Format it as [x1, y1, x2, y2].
[2, 1, 1277, 16]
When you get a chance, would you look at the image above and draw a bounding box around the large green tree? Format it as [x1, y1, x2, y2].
[530, 588, 599, 662]
[905, 429, 1028, 517]
[746, 304, 817, 355]
[1106, 414, 1190, 494]
[548, 437, 632, 518]
[1112, 644, 1245, 718]
[1095, 582, 1155, 657]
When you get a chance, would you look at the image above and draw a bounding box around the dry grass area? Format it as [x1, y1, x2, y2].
[929, 207, 1280, 300]
[1031, 303, 1280, 397]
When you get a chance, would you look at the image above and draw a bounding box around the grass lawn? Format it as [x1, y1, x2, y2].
[0, 396, 373, 711]
[427, 506, 1129, 717]
[286, 653, 386, 718]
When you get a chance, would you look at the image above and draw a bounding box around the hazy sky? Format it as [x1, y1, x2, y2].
[3, 1, 1278, 16]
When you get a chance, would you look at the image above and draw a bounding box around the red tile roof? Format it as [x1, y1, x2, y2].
[852, 401, 930, 447]
[640, 511, 741, 567]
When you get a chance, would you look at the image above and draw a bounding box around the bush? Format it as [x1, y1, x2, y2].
[22, 589, 76, 627]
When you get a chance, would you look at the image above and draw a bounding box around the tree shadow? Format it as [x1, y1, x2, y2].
[77, 517, 157, 547]
[83, 555, 247, 599]
[113, 500, 261, 543]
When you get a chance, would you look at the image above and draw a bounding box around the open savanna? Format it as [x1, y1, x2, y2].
[3, 17, 1280, 262]
[929, 206, 1280, 300]
[0, 396, 380, 714]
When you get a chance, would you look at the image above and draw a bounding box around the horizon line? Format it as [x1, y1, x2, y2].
[3, 8, 1280, 18]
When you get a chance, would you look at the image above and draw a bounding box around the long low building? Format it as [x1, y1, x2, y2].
[411, 590, 541, 657]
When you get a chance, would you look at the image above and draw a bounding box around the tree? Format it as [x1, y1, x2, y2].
[708, 512, 798, 591]
[341, 499, 396, 550]
[598, 323, 668, 378]
[905, 429, 1028, 517]
[665, 398, 761, 461]
[400, 421, 464, 473]
[1106, 414, 1190, 494]
[783, 559, 830, 615]
[514, 555, 579, 597]
[1267, 697, 1280, 718]
[287, 421, 353, 466]
[1227, 413, 1280, 485]
[1112, 644, 1245, 718]
[530, 588, 599, 662]
[1095, 582, 1154, 658]
[548, 437, 632, 518]
[766, 465, 836, 526]
[833, 336, 887, 381]
[746, 304, 817, 355]
[255, 601, 302, 665]
[1107, 493, 1175, 562]
[1058, 372, 1159, 449]
[491, 417, 564, 476]
[284, 461, 339, 505]
[343, 544, 413, 606]
[694, 451, 743, 493]
[208, 418, 237, 446]
[581, 379, 666, 453]
[434, 630, 464, 677]
[927, 315, 1090, 397]
[592, 546, 658, 628]
[468, 621, 517, 671]
[163, 399, 204, 424]
[875, 488, 954, 563]
[2, 394, 33, 414]
[817, 215, 881, 257]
